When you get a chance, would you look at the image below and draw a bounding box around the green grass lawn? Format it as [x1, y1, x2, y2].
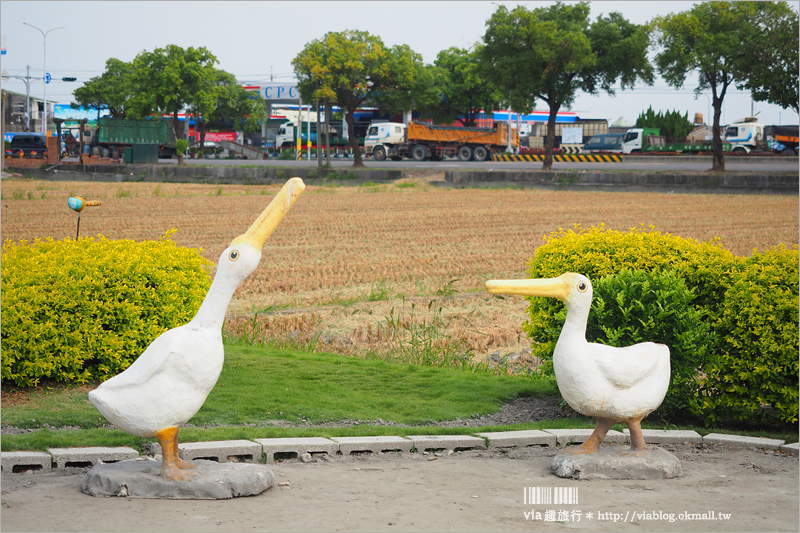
[1, 344, 558, 451]
[3, 345, 795, 453]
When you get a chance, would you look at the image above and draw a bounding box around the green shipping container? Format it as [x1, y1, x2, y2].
[123, 144, 159, 164]
[97, 117, 176, 146]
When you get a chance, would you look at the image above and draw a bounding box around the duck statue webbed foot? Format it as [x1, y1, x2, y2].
[486, 273, 671, 455]
[156, 427, 197, 481]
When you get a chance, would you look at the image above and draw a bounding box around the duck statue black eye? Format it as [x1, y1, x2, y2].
[229, 250, 239, 261]
[577, 281, 588, 292]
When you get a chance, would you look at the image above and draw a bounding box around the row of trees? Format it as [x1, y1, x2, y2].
[292, 1, 797, 170]
[73, 45, 265, 156]
[78, 2, 797, 170]
[635, 107, 695, 142]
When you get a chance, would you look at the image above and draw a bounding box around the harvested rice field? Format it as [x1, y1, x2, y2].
[2, 176, 797, 372]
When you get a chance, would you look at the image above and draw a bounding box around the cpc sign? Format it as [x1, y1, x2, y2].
[247, 83, 300, 102]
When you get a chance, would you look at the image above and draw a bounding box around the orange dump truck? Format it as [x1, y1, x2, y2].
[364, 121, 518, 162]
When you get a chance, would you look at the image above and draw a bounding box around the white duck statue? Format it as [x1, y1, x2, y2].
[486, 273, 671, 455]
[89, 178, 305, 481]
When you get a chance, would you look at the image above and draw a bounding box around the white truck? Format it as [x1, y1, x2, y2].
[621, 127, 663, 153]
[724, 117, 764, 153]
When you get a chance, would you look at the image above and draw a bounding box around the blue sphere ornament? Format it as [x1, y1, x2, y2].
[68, 197, 84, 212]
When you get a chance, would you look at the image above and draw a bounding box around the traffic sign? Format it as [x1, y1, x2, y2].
[45, 72, 51, 84]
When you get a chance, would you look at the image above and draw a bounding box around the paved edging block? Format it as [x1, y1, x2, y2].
[623, 429, 702, 445]
[406, 435, 487, 453]
[542, 429, 626, 447]
[1, 451, 53, 473]
[703, 433, 785, 450]
[477, 430, 557, 449]
[331, 436, 413, 455]
[779, 442, 799, 456]
[48, 447, 139, 469]
[254, 437, 339, 463]
[150, 440, 262, 463]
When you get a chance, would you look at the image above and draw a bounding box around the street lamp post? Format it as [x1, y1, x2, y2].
[23, 22, 64, 138]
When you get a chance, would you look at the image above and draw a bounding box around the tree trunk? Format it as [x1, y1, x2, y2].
[198, 120, 206, 159]
[711, 95, 725, 171]
[172, 109, 182, 161]
[316, 101, 322, 169]
[347, 108, 363, 167]
[325, 100, 332, 166]
[543, 104, 559, 170]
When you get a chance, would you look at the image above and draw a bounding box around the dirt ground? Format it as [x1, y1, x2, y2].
[2, 443, 797, 532]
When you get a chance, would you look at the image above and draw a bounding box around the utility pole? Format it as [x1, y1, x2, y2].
[2, 66, 34, 131]
[24, 23, 64, 137]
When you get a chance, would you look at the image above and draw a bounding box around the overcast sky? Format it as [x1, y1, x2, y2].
[2, 1, 798, 126]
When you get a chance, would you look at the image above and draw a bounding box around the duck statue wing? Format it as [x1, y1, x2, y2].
[97, 325, 196, 391]
[591, 341, 669, 390]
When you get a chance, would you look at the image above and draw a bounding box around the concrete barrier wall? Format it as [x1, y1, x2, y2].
[444, 170, 798, 195]
[11, 163, 797, 195]
[20, 164, 402, 185]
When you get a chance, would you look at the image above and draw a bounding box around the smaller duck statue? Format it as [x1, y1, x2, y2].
[486, 272, 671, 455]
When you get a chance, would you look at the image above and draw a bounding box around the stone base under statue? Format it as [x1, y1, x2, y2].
[551, 446, 682, 480]
[82, 459, 274, 499]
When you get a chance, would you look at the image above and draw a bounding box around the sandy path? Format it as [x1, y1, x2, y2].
[2, 443, 797, 532]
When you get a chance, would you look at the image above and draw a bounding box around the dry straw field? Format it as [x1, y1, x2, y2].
[2, 176, 798, 371]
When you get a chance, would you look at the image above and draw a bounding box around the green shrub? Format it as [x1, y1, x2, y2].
[590, 270, 711, 419]
[524, 224, 734, 362]
[706, 246, 799, 424]
[1, 230, 213, 387]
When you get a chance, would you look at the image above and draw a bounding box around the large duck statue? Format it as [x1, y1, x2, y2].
[486, 273, 671, 455]
[89, 178, 305, 480]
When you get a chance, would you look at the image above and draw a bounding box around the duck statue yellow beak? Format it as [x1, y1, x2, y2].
[485, 273, 574, 302]
[231, 177, 306, 249]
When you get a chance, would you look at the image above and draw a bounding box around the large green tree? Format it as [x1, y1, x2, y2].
[425, 46, 500, 127]
[71, 58, 133, 119]
[652, 1, 785, 171]
[292, 30, 420, 167]
[737, 1, 799, 113]
[481, 2, 653, 169]
[126, 45, 220, 139]
[190, 70, 266, 157]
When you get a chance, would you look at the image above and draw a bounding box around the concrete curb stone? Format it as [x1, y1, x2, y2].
[623, 429, 703, 444]
[702, 433, 785, 450]
[48, 447, 139, 469]
[1, 451, 53, 473]
[477, 430, 557, 448]
[406, 435, 487, 453]
[542, 429, 627, 447]
[254, 437, 339, 463]
[779, 442, 799, 456]
[331, 436, 413, 455]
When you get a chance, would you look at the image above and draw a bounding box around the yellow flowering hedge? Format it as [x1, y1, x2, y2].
[524, 224, 735, 361]
[706, 246, 799, 424]
[524, 224, 799, 424]
[1, 230, 213, 387]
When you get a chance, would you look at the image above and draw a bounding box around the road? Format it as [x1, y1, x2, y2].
[171, 156, 798, 173]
